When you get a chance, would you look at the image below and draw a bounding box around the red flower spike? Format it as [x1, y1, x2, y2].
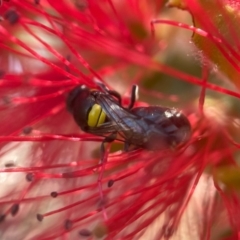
[0, 0, 240, 239]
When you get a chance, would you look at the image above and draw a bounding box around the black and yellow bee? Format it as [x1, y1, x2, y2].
[66, 83, 191, 150]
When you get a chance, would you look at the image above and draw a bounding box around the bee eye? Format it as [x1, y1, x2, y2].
[87, 104, 107, 127]
[66, 87, 81, 113]
[66, 86, 96, 129]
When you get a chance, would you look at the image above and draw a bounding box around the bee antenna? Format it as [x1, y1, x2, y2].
[93, 78, 109, 91]
[128, 85, 138, 109]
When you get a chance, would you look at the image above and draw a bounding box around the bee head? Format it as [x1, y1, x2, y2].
[66, 85, 94, 130]
[66, 85, 107, 130]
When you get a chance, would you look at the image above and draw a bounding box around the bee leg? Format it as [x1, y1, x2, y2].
[100, 133, 117, 154]
[93, 78, 108, 91]
[124, 142, 130, 152]
[128, 85, 138, 109]
[93, 79, 122, 104]
[98, 133, 117, 221]
[107, 90, 122, 105]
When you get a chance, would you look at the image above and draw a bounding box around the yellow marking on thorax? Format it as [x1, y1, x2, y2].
[88, 104, 106, 127]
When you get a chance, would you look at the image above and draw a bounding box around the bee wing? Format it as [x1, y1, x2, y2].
[87, 121, 126, 142]
[88, 121, 119, 135]
[89, 94, 145, 141]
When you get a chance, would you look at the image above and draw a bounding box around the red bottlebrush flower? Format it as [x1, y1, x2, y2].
[1, 0, 240, 239]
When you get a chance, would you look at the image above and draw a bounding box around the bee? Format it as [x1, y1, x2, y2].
[66, 84, 191, 151]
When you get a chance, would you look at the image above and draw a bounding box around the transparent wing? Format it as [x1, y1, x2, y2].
[87, 93, 146, 142]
